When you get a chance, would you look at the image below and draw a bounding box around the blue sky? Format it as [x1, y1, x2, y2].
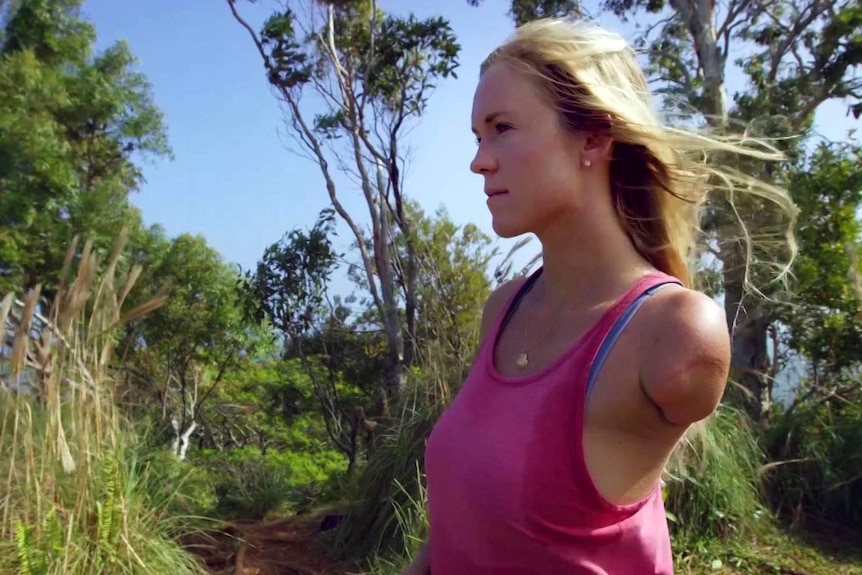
[80, 0, 857, 294]
[79, 0, 528, 282]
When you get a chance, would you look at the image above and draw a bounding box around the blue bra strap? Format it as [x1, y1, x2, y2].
[585, 282, 678, 403]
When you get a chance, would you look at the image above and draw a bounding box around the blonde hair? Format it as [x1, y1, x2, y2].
[481, 18, 798, 289]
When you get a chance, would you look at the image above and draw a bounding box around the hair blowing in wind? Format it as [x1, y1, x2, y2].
[482, 18, 798, 291]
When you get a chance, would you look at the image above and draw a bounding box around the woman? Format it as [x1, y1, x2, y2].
[403, 17, 795, 575]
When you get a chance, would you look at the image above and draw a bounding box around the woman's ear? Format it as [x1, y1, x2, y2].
[581, 132, 613, 166]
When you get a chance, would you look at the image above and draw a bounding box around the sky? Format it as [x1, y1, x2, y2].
[79, 0, 858, 295]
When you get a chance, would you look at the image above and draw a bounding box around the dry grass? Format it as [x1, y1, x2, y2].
[0, 232, 205, 575]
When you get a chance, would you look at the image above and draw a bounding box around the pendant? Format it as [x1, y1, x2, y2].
[516, 352, 529, 370]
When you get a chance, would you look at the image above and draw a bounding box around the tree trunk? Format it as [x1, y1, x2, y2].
[669, 0, 727, 125]
[170, 417, 197, 461]
[670, 0, 773, 420]
[374, 161, 405, 405]
[720, 239, 772, 419]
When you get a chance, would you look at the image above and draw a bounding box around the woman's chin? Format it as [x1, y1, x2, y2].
[491, 218, 531, 239]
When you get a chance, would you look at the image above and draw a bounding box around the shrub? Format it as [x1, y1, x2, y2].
[765, 385, 862, 529]
[0, 236, 206, 575]
[328, 370, 446, 562]
[664, 405, 771, 548]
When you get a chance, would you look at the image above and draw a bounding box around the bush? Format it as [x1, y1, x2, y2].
[196, 443, 346, 521]
[664, 405, 772, 554]
[206, 448, 296, 521]
[328, 377, 444, 562]
[765, 386, 862, 529]
[664, 406, 770, 546]
[0, 237, 206, 575]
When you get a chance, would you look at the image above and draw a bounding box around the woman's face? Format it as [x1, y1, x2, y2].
[470, 62, 588, 239]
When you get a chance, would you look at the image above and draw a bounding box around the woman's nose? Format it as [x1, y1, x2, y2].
[470, 144, 497, 175]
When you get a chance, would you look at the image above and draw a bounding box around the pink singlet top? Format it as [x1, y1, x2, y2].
[424, 268, 682, 575]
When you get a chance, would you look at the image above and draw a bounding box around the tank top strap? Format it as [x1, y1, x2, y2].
[494, 266, 543, 337]
[584, 272, 684, 402]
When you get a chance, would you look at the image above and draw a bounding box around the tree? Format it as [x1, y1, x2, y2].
[476, 0, 862, 420]
[0, 0, 170, 296]
[397, 202, 495, 378]
[609, 0, 861, 419]
[467, 0, 583, 25]
[121, 229, 257, 460]
[227, 0, 460, 409]
[244, 208, 376, 472]
[779, 141, 862, 408]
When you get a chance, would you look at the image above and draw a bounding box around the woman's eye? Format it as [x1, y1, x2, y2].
[474, 123, 513, 144]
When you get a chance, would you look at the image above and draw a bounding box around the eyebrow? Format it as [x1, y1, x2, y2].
[471, 110, 510, 134]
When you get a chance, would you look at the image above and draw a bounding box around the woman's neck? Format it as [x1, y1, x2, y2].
[533, 210, 654, 308]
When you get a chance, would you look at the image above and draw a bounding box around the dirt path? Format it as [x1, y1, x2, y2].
[183, 515, 355, 575]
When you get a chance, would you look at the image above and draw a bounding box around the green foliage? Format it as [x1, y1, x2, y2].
[232, 0, 466, 406]
[0, 0, 170, 294]
[245, 208, 340, 339]
[0, 237, 204, 575]
[2, 0, 93, 67]
[129, 231, 251, 367]
[258, 0, 460, 113]
[198, 444, 345, 521]
[120, 228, 264, 457]
[243, 209, 378, 467]
[766, 385, 862, 528]
[140, 449, 218, 517]
[664, 407, 771, 547]
[0, 405, 208, 575]
[328, 390, 442, 562]
[355, 468, 428, 575]
[405, 203, 495, 371]
[588, 0, 861, 419]
[780, 142, 862, 382]
[205, 447, 298, 521]
[183, 357, 349, 519]
[734, 0, 862, 132]
[466, 0, 583, 26]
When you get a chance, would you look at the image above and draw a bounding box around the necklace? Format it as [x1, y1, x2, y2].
[515, 279, 581, 370]
[516, 306, 558, 370]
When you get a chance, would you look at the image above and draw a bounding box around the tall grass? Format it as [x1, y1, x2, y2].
[765, 387, 862, 529]
[664, 405, 771, 548]
[0, 234, 206, 575]
[327, 386, 440, 562]
[326, 331, 461, 563]
[359, 467, 429, 575]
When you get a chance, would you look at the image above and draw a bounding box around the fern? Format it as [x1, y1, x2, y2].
[98, 455, 120, 550]
[42, 507, 65, 556]
[14, 519, 33, 575]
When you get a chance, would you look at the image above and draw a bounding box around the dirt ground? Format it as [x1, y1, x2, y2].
[180, 514, 862, 575]
[182, 515, 356, 575]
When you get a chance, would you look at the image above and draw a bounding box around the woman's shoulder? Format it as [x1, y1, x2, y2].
[637, 284, 731, 425]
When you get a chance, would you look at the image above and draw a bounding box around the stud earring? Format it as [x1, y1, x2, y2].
[583, 159, 592, 167]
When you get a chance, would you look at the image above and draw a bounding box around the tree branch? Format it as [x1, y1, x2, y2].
[227, 0, 387, 326]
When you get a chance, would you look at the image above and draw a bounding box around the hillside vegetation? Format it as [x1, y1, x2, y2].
[1, 1, 861, 574]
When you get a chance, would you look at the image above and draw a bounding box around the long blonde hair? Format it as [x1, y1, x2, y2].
[481, 18, 798, 289]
